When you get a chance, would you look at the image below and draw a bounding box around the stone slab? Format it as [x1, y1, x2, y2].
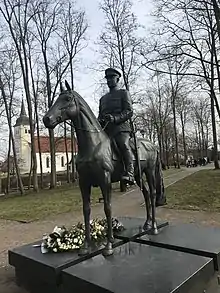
[62, 241, 214, 293]
[135, 223, 220, 270]
[8, 238, 124, 293]
[114, 216, 168, 241]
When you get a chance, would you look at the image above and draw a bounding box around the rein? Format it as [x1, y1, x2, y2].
[65, 121, 109, 133]
[64, 94, 109, 133]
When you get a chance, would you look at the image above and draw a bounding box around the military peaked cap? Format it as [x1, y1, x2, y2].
[105, 68, 121, 78]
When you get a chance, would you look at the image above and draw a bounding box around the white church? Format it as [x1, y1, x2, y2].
[14, 101, 76, 174]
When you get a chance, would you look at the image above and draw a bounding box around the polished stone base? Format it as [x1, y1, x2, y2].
[115, 217, 169, 241]
[62, 242, 214, 293]
[8, 219, 219, 293]
[135, 223, 220, 270]
[8, 238, 124, 293]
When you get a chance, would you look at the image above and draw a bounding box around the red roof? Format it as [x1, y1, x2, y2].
[34, 136, 77, 153]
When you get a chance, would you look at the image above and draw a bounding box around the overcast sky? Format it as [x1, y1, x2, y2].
[72, 0, 155, 114]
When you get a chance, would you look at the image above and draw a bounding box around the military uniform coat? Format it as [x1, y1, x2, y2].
[98, 89, 133, 137]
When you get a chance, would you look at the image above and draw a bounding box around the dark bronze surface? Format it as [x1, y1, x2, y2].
[43, 80, 166, 256]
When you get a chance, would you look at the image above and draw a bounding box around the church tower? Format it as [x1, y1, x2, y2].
[14, 100, 31, 174]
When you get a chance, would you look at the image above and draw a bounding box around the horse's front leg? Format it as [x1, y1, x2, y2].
[100, 171, 114, 256]
[78, 177, 92, 256]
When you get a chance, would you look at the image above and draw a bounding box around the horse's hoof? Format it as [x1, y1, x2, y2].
[143, 221, 151, 231]
[152, 228, 158, 235]
[102, 248, 114, 257]
[78, 247, 90, 256]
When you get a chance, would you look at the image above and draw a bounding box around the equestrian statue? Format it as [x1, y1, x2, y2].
[43, 68, 166, 257]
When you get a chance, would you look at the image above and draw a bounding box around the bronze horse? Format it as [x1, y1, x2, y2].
[43, 81, 166, 256]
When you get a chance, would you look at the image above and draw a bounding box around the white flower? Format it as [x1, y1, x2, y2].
[78, 240, 83, 245]
[73, 238, 78, 243]
[53, 248, 58, 252]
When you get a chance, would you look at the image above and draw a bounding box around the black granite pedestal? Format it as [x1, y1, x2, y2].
[9, 219, 219, 293]
[8, 238, 124, 293]
[62, 242, 214, 293]
[115, 217, 169, 241]
[135, 223, 220, 270]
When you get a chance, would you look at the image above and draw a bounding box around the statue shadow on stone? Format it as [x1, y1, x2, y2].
[43, 80, 166, 257]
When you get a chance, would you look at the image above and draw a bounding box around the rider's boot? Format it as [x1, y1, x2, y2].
[122, 162, 135, 185]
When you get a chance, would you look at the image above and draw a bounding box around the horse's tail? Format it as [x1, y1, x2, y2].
[155, 151, 167, 207]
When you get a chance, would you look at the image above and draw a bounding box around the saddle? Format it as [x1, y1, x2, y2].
[111, 137, 156, 161]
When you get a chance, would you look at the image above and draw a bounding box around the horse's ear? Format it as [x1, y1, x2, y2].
[65, 80, 71, 91]
[60, 82, 64, 92]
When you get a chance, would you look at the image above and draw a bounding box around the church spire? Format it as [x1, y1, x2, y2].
[14, 99, 29, 127]
[20, 99, 27, 117]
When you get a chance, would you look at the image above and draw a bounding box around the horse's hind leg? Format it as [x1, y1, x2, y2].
[135, 172, 151, 231]
[147, 170, 158, 235]
[78, 177, 92, 256]
[100, 171, 114, 256]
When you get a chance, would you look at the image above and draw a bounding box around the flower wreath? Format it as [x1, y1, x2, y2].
[41, 217, 124, 253]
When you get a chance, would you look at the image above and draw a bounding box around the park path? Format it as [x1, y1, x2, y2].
[0, 164, 216, 268]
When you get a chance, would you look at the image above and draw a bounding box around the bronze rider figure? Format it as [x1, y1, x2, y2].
[98, 68, 135, 185]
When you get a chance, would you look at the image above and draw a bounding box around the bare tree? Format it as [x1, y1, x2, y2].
[142, 73, 172, 165]
[58, 0, 88, 182]
[176, 94, 191, 162]
[30, 0, 63, 188]
[0, 67, 24, 194]
[99, 0, 143, 92]
[146, 0, 220, 118]
[192, 97, 212, 159]
[0, 0, 39, 191]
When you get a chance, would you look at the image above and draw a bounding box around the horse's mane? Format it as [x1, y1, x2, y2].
[73, 90, 102, 131]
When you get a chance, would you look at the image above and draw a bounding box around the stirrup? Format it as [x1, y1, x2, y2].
[122, 175, 135, 185]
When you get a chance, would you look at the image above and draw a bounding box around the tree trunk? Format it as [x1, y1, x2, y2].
[0, 78, 24, 195]
[210, 28, 219, 169]
[180, 113, 187, 161]
[164, 127, 170, 168]
[6, 133, 12, 194]
[210, 93, 219, 169]
[64, 122, 70, 183]
[28, 156, 32, 190]
[71, 125, 76, 182]
[30, 66, 43, 189]
[172, 95, 180, 168]
[36, 117, 43, 189]
[41, 47, 56, 189]
[157, 130, 163, 162]
[197, 121, 202, 157]
[161, 129, 166, 164]
[70, 61, 76, 183]
[49, 129, 56, 188]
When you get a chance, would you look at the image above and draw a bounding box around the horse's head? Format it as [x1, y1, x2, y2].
[43, 80, 79, 129]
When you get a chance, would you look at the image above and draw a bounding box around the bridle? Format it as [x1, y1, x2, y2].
[62, 91, 109, 133]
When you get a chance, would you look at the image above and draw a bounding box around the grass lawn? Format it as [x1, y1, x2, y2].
[0, 184, 118, 223]
[0, 166, 195, 222]
[166, 169, 220, 211]
[163, 167, 184, 177]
